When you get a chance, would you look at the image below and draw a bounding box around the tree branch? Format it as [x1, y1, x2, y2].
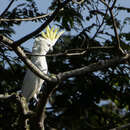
[29, 82, 61, 130]
[100, 0, 125, 55]
[57, 53, 130, 81]
[0, 94, 28, 115]
[12, 0, 71, 47]
[0, 34, 130, 83]
[26, 46, 115, 57]
[0, 93, 33, 129]
[0, 0, 15, 17]
[72, 0, 84, 4]
[92, 7, 109, 40]
[110, 123, 130, 130]
[0, 94, 13, 99]
[0, 12, 52, 22]
[0, 35, 57, 82]
[111, 0, 117, 10]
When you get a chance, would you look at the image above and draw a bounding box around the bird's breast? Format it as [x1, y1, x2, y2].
[31, 56, 48, 73]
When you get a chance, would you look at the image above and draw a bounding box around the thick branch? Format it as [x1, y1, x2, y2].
[0, 93, 33, 129]
[30, 53, 130, 129]
[0, 35, 57, 82]
[0, 94, 28, 115]
[57, 53, 130, 81]
[0, 94, 13, 99]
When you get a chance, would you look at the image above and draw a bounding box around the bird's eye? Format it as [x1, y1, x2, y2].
[48, 44, 51, 47]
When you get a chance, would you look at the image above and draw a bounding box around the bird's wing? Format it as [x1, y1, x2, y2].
[22, 69, 44, 101]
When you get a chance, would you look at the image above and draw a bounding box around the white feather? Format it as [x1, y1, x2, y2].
[22, 37, 54, 101]
[22, 26, 64, 101]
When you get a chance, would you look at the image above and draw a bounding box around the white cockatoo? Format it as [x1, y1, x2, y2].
[22, 26, 64, 101]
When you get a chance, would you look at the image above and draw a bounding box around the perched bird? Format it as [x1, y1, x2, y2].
[22, 26, 64, 101]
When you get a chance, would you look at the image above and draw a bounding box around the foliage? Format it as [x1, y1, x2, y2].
[0, 0, 130, 130]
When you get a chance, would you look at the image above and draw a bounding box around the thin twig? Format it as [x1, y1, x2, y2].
[0, 12, 53, 22]
[0, 0, 15, 17]
[26, 46, 114, 57]
[111, 0, 117, 10]
[3, 54, 16, 73]
[100, 0, 125, 55]
[72, 0, 84, 4]
[26, 51, 86, 57]
[100, 0, 109, 7]
[0, 46, 16, 73]
[92, 7, 109, 39]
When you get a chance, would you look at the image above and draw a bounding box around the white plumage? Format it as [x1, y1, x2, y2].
[22, 26, 64, 101]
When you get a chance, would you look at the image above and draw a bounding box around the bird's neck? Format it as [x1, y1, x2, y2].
[31, 51, 47, 61]
[32, 48, 49, 55]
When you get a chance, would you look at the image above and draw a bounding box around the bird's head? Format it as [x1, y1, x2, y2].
[33, 26, 64, 55]
[41, 26, 64, 51]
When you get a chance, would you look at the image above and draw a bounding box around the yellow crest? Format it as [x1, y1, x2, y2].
[41, 26, 64, 41]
